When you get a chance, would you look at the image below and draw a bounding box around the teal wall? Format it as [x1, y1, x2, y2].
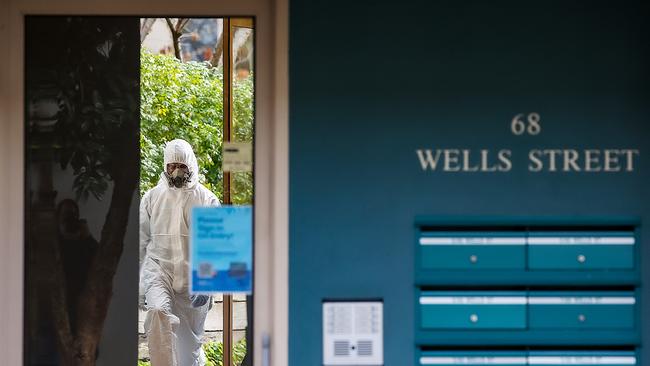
[289, 1, 650, 365]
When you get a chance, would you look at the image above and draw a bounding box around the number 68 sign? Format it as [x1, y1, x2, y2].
[511, 113, 541, 136]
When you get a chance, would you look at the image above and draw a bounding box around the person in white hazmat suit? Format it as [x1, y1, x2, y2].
[140, 139, 219, 366]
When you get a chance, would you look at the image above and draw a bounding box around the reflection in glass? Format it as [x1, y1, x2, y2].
[25, 16, 140, 365]
[232, 25, 254, 206]
[229, 21, 255, 366]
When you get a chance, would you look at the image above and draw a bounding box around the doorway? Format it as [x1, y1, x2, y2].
[24, 15, 255, 366]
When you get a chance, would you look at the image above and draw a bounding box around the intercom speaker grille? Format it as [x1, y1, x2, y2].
[334, 341, 350, 356]
[357, 340, 373, 356]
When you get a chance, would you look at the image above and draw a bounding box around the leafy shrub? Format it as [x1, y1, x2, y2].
[140, 49, 254, 202]
[203, 338, 246, 366]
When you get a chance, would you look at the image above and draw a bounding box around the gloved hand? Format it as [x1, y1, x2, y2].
[190, 294, 210, 308]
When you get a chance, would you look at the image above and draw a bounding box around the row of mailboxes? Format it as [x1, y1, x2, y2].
[418, 231, 635, 271]
[417, 350, 637, 366]
[413, 223, 641, 365]
[418, 291, 636, 330]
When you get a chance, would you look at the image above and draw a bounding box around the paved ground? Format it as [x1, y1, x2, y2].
[139, 294, 248, 359]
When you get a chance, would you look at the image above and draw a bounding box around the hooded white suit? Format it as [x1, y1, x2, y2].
[140, 139, 219, 366]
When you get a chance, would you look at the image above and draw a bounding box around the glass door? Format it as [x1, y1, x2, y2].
[223, 17, 255, 366]
[24, 16, 141, 365]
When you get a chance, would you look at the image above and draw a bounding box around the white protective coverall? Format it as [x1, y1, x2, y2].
[140, 139, 219, 366]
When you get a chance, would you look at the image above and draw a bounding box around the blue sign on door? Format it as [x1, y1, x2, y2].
[190, 206, 252, 293]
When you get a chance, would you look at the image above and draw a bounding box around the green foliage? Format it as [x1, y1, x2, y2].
[203, 338, 247, 366]
[231, 73, 254, 205]
[232, 337, 248, 364]
[140, 49, 255, 203]
[140, 49, 224, 197]
[139, 339, 247, 366]
[202, 340, 222, 365]
[29, 17, 139, 202]
[232, 74, 254, 143]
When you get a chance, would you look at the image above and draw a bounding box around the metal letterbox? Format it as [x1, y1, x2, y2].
[528, 291, 636, 330]
[527, 351, 637, 365]
[527, 231, 635, 270]
[419, 291, 527, 329]
[419, 231, 526, 270]
[418, 351, 527, 366]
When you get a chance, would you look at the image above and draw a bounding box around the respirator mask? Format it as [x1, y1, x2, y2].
[165, 164, 192, 188]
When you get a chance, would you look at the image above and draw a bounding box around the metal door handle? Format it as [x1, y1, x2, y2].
[262, 333, 271, 366]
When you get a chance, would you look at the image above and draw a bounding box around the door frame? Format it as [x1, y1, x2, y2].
[0, 1, 289, 365]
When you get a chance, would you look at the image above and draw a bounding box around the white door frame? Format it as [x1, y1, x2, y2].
[0, 1, 289, 365]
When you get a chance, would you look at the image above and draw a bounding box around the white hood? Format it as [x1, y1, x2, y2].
[159, 139, 200, 189]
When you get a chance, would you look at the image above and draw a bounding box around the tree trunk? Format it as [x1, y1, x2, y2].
[210, 33, 224, 68]
[172, 32, 181, 60]
[28, 17, 141, 366]
[70, 126, 140, 365]
[44, 123, 138, 366]
[165, 18, 189, 60]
